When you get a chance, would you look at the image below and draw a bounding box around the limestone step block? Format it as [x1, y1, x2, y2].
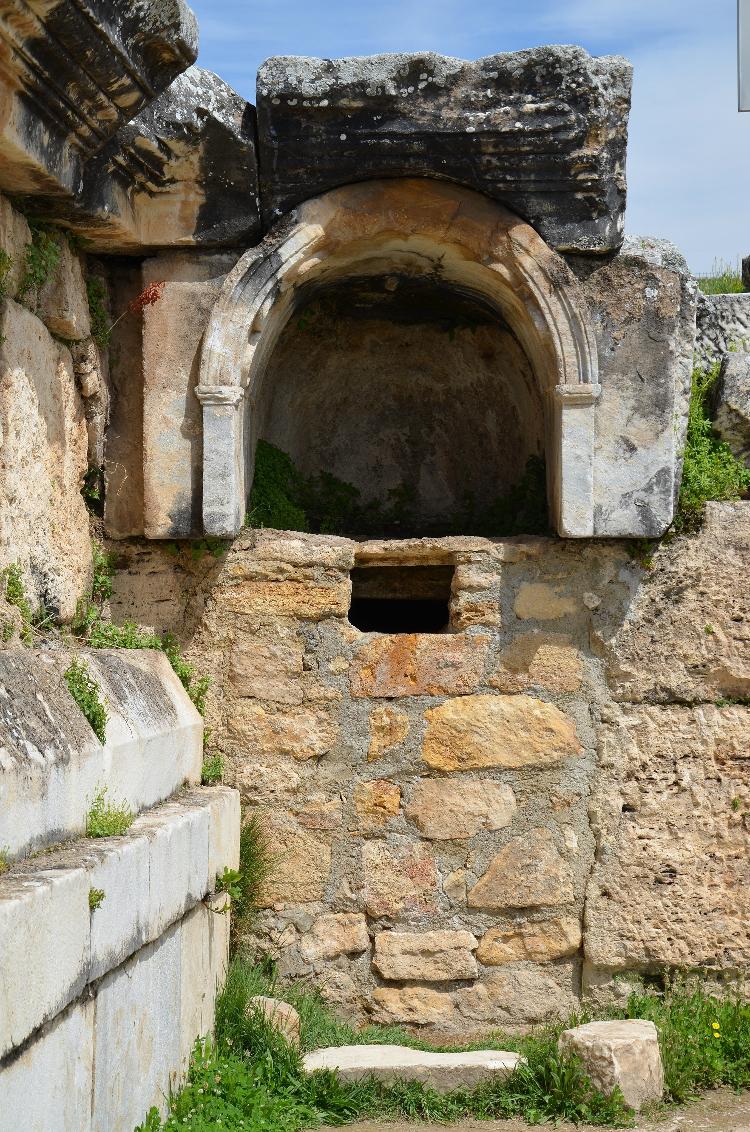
[303, 1044, 521, 1093]
[248, 995, 301, 1047]
[0, 649, 203, 859]
[257, 48, 631, 252]
[0, 786, 239, 1058]
[422, 694, 582, 772]
[373, 930, 478, 982]
[558, 1020, 664, 1110]
[712, 353, 750, 465]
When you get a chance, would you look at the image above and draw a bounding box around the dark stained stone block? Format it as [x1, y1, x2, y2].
[257, 48, 632, 253]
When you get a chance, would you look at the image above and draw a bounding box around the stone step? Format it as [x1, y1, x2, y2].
[0, 786, 239, 1060]
[0, 649, 203, 859]
[303, 1044, 521, 1094]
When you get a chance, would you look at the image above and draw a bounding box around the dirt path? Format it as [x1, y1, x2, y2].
[317, 1088, 750, 1132]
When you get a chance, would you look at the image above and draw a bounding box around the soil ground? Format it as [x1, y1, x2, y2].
[317, 1088, 750, 1132]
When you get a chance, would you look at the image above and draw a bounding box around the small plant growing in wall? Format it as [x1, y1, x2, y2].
[86, 788, 133, 838]
[201, 752, 224, 785]
[2, 563, 33, 643]
[17, 222, 62, 302]
[0, 249, 12, 299]
[0, 848, 9, 876]
[88, 887, 106, 911]
[86, 276, 111, 348]
[64, 658, 108, 742]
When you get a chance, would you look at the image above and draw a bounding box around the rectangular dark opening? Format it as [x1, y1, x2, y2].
[348, 564, 454, 633]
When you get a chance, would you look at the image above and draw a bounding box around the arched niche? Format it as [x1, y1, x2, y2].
[196, 178, 600, 538]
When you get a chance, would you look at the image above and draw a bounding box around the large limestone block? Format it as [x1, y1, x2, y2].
[585, 702, 750, 971]
[229, 635, 305, 703]
[422, 694, 582, 771]
[601, 503, 750, 703]
[368, 705, 410, 760]
[350, 633, 489, 697]
[257, 48, 632, 252]
[0, 866, 90, 1058]
[467, 829, 574, 911]
[0, 299, 91, 619]
[1, 1000, 95, 1132]
[490, 632, 584, 694]
[406, 779, 516, 840]
[303, 1045, 520, 1093]
[571, 237, 696, 537]
[257, 815, 332, 906]
[353, 779, 402, 830]
[219, 578, 351, 621]
[86, 67, 261, 250]
[712, 352, 750, 465]
[92, 923, 182, 1132]
[36, 237, 91, 340]
[558, 1020, 664, 1110]
[373, 930, 478, 982]
[362, 839, 437, 917]
[477, 917, 582, 965]
[0, 0, 197, 201]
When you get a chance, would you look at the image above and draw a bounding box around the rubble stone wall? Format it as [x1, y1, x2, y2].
[125, 503, 749, 1035]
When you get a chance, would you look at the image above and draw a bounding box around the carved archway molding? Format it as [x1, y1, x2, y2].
[197, 178, 600, 538]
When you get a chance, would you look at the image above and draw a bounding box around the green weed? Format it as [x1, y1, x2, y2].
[18, 222, 62, 301]
[64, 658, 107, 742]
[85, 787, 133, 838]
[2, 563, 33, 643]
[0, 849, 8, 876]
[82, 465, 104, 511]
[88, 887, 105, 911]
[675, 364, 750, 532]
[201, 752, 224, 785]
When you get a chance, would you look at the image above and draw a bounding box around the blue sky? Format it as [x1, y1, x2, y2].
[189, 0, 748, 274]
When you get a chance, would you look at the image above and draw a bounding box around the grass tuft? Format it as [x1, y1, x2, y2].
[17, 222, 62, 302]
[2, 563, 33, 643]
[85, 787, 133, 838]
[201, 752, 224, 785]
[88, 887, 105, 911]
[697, 258, 745, 295]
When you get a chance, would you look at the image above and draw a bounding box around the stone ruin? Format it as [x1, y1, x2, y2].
[0, 2, 749, 1127]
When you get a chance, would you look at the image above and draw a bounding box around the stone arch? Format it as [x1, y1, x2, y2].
[197, 178, 600, 537]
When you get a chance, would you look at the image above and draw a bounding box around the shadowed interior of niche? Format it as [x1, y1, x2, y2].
[254, 272, 548, 538]
[348, 563, 454, 633]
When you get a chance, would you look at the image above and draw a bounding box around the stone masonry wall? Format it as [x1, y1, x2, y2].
[132, 505, 749, 1036]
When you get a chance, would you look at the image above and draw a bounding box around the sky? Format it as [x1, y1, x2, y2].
[189, 0, 748, 274]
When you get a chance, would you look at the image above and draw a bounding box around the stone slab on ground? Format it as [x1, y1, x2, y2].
[315, 1086, 750, 1131]
[303, 1045, 520, 1093]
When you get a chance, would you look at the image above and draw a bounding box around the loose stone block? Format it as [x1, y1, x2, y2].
[558, 1020, 664, 1110]
[406, 779, 516, 840]
[257, 47, 632, 252]
[422, 695, 582, 771]
[350, 633, 489, 697]
[477, 916, 582, 965]
[368, 705, 410, 760]
[467, 829, 574, 911]
[362, 840, 437, 917]
[248, 995, 301, 1047]
[373, 930, 479, 982]
[303, 1044, 520, 1093]
[300, 913, 370, 961]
